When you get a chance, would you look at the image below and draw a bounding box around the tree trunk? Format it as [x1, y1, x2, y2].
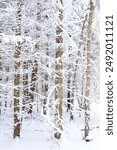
[13, 0, 23, 138]
[43, 48, 49, 115]
[28, 0, 41, 114]
[79, 14, 88, 109]
[54, 0, 63, 139]
[67, 66, 74, 121]
[84, 0, 94, 140]
[72, 13, 87, 111]
[22, 60, 29, 112]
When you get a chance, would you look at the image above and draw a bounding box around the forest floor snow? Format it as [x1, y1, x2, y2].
[0, 116, 100, 150]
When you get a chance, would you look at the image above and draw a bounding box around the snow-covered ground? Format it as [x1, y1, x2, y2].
[0, 114, 100, 150]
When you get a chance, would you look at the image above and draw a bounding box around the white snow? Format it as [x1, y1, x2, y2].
[0, 113, 100, 150]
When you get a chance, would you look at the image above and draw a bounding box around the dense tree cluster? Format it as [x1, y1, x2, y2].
[0, 0, 99, 141]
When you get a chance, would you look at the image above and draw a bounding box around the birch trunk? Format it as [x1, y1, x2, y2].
[43, 48, 49, 115]
[54, 0, 63, 139]
[67, 65, 74, 121]
[22, 61, 29, 111]
[13, 0, 23, 138]
[84, 0, 94, 140]
[28, 0, 41, 114]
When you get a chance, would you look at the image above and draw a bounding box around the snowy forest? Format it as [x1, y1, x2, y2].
[0, 0, 100, 149]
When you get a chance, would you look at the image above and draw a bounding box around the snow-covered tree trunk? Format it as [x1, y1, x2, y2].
[67, 66, 74, 121]
[84, 0, 94, 140]
[54, 0, 63, 139]
[79, 14, 87, 108]
[22, 60, 29, 111]
[28, 60, 38, 114]
[13, 0, 23, 138]
[43, 47, 49, 115]
[28, 0, 41, 114]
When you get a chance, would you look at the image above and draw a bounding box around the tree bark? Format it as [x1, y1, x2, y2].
[28, 0, 41, 114]
[54, 0, 63, 139]
[22, 60, 29, 111]
[13, 0, 23, 138]
[43, 47, 49, 115]
[84, 0, 94, 140]
[67, 66, 74, 121]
